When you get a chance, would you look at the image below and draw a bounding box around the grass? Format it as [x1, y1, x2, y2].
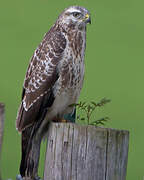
[0, 0, 144, 179]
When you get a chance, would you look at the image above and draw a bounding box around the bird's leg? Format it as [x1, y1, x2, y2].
[52, 116, 68, 123]
[60, 119, 68, 123]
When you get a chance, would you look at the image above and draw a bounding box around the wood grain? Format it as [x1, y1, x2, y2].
[44, 123, 129, 180]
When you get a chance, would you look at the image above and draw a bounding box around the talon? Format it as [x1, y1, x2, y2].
[61, 119, 68, 123]
[52, 118, 68, 123]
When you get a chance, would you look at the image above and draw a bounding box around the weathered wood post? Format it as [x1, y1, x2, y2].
[0, 103, 5, 180]
[44, 123, 129, 180]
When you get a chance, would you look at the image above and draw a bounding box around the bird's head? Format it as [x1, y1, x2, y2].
[57, 6, 91, 31]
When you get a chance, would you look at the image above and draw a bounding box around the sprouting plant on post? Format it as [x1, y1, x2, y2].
[70, 98, 111, 126]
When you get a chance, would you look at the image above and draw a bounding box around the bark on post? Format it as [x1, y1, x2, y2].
[0, 103, 5, 180]
[44, 123, 129, 180]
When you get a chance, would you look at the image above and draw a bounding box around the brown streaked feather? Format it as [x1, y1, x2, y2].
[16, 5, 90, 178]
[16, 26, 66, 132]
[19, 91, 54, 177]
[16, 92, 49, 132]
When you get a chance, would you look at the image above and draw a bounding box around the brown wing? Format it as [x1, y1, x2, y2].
[16, 27, 66, 132]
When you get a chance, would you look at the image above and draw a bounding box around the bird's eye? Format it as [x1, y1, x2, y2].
[72, 12, 81, 18]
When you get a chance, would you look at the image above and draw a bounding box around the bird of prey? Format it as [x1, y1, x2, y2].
[16, 6, 91, 179]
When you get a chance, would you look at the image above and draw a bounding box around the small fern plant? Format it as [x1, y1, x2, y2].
[70, 98, 111, 126]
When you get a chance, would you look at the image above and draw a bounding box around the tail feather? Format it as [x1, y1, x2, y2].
[20, 126, 33, 177]
[20, 108, 49, 178]
[18, 91, 54, 178]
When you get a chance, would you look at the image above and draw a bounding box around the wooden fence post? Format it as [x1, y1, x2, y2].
[44, 123, 129, 180]
[0, 103, 5, 180]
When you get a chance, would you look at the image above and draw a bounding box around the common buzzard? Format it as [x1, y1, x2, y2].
[16, 6, 91, 179]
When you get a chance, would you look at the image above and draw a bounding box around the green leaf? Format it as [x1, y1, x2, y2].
[75, 99, 110, 127]
[91, 101, 97, 106]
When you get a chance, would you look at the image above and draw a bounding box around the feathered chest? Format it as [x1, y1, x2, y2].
[59, 30, 86, 90]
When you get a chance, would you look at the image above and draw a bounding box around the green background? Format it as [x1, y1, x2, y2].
[0, 0, 143, 179]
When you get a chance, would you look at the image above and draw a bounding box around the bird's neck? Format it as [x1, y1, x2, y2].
[55, 21, 86, 34]
[67, 29, 86, 60]
[54, 23, 86, 60]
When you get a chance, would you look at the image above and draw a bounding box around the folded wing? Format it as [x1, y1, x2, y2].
[16, 28, 66, 132]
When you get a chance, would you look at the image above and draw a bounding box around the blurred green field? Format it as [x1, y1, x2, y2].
[0, 0, 144, 179]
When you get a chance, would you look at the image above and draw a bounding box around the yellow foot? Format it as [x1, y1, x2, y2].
[61, 119, 68, 123]
[52, 118, 68, 123]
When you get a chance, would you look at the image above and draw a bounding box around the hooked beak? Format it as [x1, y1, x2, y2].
[85, 13, 91, 24]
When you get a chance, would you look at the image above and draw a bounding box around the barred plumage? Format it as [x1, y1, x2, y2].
[16, 6, 91, 179]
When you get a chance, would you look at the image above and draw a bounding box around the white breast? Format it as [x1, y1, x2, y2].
[46, 30, 86, 120]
